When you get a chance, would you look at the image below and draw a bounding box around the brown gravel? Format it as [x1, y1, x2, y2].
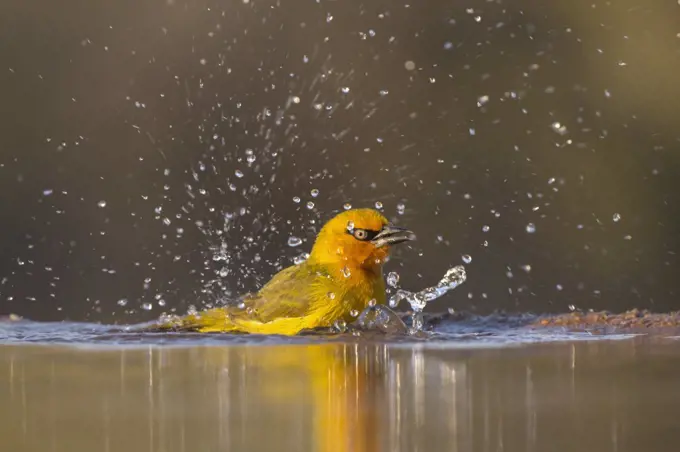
[532, 309, 680, 330]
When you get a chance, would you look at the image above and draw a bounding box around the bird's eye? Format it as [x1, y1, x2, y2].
[353, 229, 368, 240]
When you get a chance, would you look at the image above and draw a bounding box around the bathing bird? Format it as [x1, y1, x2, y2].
[152, 208, 415, 335]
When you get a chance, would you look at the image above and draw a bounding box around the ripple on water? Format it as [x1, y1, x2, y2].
[0, 315, 647, 349]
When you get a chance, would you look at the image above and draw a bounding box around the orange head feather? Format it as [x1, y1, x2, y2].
[309, 208, 415, 273]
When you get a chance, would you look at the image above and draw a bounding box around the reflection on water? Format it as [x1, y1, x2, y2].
[1, 338, 680, 452]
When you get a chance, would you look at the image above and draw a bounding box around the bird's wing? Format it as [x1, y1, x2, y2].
[242, 263, 334, 322]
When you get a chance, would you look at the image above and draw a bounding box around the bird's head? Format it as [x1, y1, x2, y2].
[309, 208, 416, 272]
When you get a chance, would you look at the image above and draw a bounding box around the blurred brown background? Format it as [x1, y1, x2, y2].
[0, 0, 679, 322]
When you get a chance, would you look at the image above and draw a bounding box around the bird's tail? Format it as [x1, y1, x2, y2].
[140, 307, 242, 333]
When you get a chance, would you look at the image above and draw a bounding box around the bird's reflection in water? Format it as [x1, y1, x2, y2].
[203, 343, 387, 452]
[2, 339, 680, 452]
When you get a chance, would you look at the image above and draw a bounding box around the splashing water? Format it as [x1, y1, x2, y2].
[386, 271, 400, 288]
[388, 265, 467, 334]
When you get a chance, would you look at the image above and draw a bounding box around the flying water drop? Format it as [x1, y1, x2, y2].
[287, 236, 302, 247]
[386, 272, 400, 288]
[461, 254, 472, 264]
[293, 253, 309, 265]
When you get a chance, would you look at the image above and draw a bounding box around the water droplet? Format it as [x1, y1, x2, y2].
[246, 154, 256, 163]
[342, 266, 351, 278]
[43, 189, 53, 196]
[306, 201, 314, 210]
[387, 272, 400, 288]
[327, 292, 336, 300]
[396, 203, 406, 215]
[613, 213, 621, 222]
[343, 202, 352, 210]
[234, 170, 244, 178]
[117, 298, 128, 306]
[374, 201, 383, 210]
[333, 319, 347, 332]
[141, 302, 152, 311]
[97, 200, 107, 208]
[237, 302, 246, 309]
[526, 223, 536, 233]
[568, 304, 576, 311]
[482, 225, 490, 232]
[520, 264, 532, 273]
[477, 95, 489, 107]
[404, 60, 416, 70]
[368, 298, 377, 307]
[551, 122, 568, 135]
[340, 87, 350, 94]
[346, 221, 355, 232]
[350, 309, 359, 317]
[293, 253, 309, 265]
[556, 284, 563, 291]
[310, 189, 319, 197]
[158, 299, 166, 307]
[462, 254, 472, 264]
[443, 41, 453, 50]
[292, 196, 301, 203]
[287, 236, 302, 247]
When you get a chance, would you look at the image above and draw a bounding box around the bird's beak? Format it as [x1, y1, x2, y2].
[371, 226, 416, 248]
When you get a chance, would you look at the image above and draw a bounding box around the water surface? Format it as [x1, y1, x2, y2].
[1, 329, 679, 452]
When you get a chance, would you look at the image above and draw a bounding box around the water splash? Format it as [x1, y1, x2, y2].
[388, 265, 467, 334]
[355, 305, 408, 334]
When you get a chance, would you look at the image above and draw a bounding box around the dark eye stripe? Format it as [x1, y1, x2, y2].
[347, 228, 380, 241]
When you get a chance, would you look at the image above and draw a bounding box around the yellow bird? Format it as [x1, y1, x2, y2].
[152, 208, 415, 335]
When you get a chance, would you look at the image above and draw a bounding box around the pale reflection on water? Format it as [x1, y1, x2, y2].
[1, 338, 679, 452]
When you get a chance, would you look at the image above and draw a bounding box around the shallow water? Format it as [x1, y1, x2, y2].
[0, 317, 640, 348]
[2, 322, 680, 452]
